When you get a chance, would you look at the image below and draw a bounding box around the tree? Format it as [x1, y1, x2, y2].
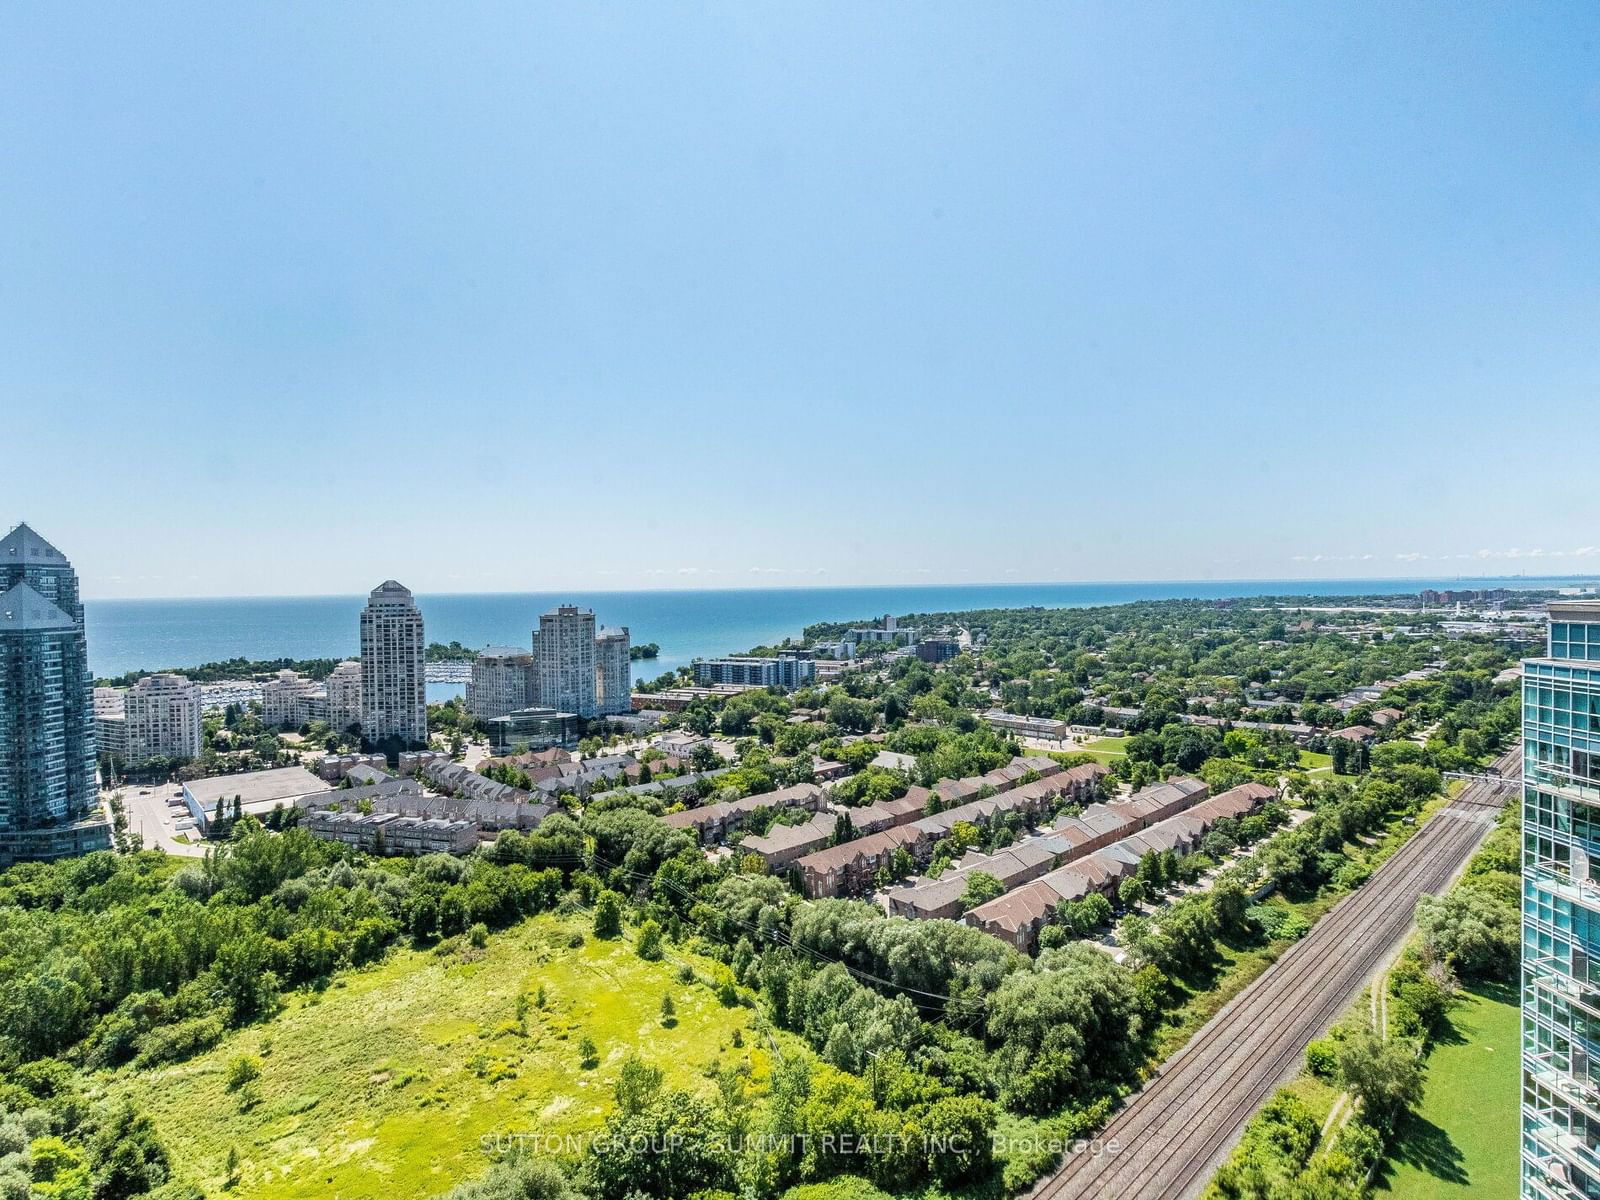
[592, 890, 623, 939]
[659, 994, 676, 1027]
[1119, 878, 1147, 910]
[586, 1090, 732, 1199]
[1337, 1029, 1423, 1130]
[830, 811, 856, 847]
[959, 871, 1005, 913]
[1058, 893, 1112, 937]
[578, 1036, 599, 1069]
[613, 1054, 663, 1116]
[1415, 887, 1517, 980]
[635, 919, 663, 960]
[1210, 879, 1251, 933]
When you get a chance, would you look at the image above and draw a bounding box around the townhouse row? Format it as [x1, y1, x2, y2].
[790, 760, 1107, 898]
[966, 781, 1278, 952]
[882, 775, 1211, 921]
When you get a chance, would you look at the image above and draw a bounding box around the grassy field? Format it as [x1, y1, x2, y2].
[1074, 736, 1128, 762]
[1376, 981, 1519, 1200]
[93, 915, 784, 1200]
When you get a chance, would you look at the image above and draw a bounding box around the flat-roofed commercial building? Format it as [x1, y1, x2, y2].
[484, 706, 579, 756]
[182, 765, 331, 833]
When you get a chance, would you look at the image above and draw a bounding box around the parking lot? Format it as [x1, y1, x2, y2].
[117, 784, 207, 857]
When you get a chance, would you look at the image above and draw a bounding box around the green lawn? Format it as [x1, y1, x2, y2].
[1075, 736, 1128, 762]
[1376, 981, 1519, 1200]
[93, 915, 784, 1200]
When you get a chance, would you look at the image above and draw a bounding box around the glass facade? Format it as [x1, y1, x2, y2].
[1524, 604, 1600, 1199]
[0, 524, 109, 866]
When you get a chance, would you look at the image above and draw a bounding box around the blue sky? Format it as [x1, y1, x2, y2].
[3, 3, 1597, 598]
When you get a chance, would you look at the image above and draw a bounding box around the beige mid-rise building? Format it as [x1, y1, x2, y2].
[595, 626, 631, 716]
[466, 646, 537, 720]
[123, 673, 203, 765]
[325, 660, 362, 732]
[262, 669, 318, 729]
[93, 686, 128, 763]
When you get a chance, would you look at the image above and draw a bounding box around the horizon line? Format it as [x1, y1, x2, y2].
[79, 572, 1600, 605]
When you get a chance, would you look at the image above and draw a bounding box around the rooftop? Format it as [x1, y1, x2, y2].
[0, 522, 68, 566]
[185, 765, 330, 807]
[0, 582, 75, 631]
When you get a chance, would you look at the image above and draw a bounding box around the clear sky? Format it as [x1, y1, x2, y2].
[4, 3, 1597, 598]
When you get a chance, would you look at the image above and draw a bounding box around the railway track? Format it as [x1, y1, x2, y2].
[1032, 748, 1520, 1200]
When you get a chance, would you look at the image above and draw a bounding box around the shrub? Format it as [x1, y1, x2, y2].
[1305, 1039, 1338, 1079]
[636, 920, 663, 961]
[134, 1016, 227, 1068]
[225, 1055, 262, 1091]
[592, 891, 623, 939]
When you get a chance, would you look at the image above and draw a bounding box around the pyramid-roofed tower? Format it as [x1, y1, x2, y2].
[0, 524, 109, 864]
[0, 522, 83, 621]
[0, 581, 77, 630]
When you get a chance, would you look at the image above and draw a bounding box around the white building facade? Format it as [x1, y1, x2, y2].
[262, 669, 318, 729]
[360, 580, 427, 745]
[536, 605, 598, 718]
[595, 627, 631, 716]
[325, 660, 363, 732]
[466, 646, 538, 720]
[123, 673, 203, 765]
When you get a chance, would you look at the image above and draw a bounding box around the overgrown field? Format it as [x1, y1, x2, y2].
[96, 914, 776, 1199]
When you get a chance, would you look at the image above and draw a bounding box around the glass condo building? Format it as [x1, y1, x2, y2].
[1523, 601, 1600, 1198]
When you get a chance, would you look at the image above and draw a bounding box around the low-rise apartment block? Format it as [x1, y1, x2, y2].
[304, 807, 477, 856]
[692, 650, 815, 690]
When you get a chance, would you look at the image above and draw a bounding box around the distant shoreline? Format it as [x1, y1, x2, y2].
[81, 578, 1583, 681]
[79, 574, 1600, 605]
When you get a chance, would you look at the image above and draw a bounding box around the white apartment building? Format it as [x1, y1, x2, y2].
[595, 626, 631, 716]
[262, 669, 319, 728]
[123, 673, 203, 765]
[93, 686, 128, 763]
[325, 660, 363, 732]
[361, 580, 427, 744]
[466, 646, 537, 720]
[536, 605, 598, 718]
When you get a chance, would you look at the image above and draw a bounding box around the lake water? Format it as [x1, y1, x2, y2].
[82, 577, 1582, 684]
